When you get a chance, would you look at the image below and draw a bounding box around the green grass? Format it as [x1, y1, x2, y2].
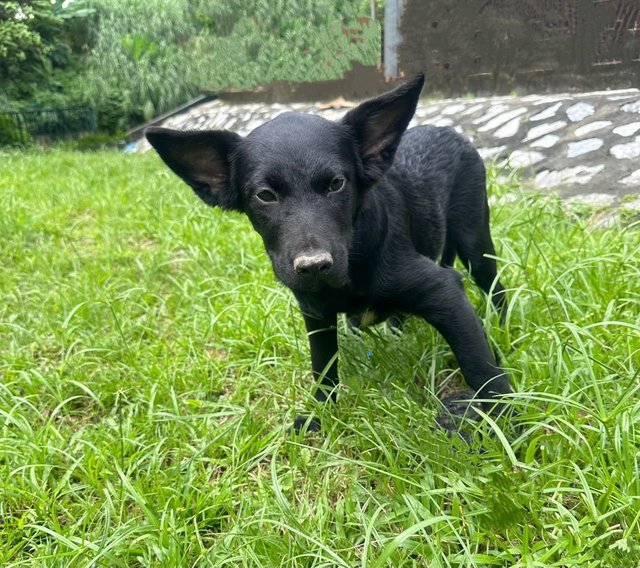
[0, 149, 639, 567]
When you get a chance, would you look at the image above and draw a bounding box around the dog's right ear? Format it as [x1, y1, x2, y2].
[145, 127, 243, 211]
[342, 73, 424, 184]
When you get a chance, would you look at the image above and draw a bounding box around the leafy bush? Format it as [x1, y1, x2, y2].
[94, 92, 128, 135]
[0, 0, 95, 85]
[0, 0, 96, 132]
[0, 114, 28, 146]
[3, 0, 380, 136]
[63, 130, 125, 150]
[85, 0, 380, 129]
[0, 1, 49, 79]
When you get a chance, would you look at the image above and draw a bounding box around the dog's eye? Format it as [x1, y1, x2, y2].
[329, 176, 345, 193]
[255, 189, 278, 203]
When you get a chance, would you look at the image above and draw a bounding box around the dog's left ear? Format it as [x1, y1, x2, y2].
[342, 73, 424, 183]
[145, 127, 243, 211]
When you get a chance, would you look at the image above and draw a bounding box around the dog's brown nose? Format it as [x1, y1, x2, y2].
[293, 251, 333, 275]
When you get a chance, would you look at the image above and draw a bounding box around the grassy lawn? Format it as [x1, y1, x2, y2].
[1, 149, 639, 567]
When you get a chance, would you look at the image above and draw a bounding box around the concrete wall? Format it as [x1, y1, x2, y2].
[207, 62, 389, 104]
[399, 0, 640, 96]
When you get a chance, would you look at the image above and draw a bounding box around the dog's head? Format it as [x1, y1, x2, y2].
[146, 74, 424, 293]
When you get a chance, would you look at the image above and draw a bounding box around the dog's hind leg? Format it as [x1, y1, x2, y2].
[458, 229, 506, 319]
[449, 164, 507, 320]
[440, 238, 457, 268]
[456, 221, 507, 319]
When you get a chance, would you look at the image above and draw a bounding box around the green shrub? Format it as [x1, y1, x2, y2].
[64, 130, 125, 151]
[3, 0, 381, 135]
[95, 92, 128, 135]
[0, 114, 28, 146]
[84, 0, 380, 131]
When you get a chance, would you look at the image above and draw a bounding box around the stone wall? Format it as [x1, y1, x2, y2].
[399, 0, 640, 97]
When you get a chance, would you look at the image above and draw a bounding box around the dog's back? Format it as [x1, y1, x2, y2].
[385, 125, 488, 264]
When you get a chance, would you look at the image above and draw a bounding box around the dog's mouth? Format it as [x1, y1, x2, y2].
[269, 251, 350, 293]
[290, 273, 349, 293]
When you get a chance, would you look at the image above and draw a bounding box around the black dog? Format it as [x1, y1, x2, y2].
[146, 74, 512, 432]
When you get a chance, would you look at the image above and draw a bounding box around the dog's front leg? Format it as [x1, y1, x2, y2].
[291, 312, 339, 433]
[399, 258, 512, 409]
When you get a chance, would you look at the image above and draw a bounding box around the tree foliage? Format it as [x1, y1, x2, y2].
[2, 0, 379, 132]
[1, 2, 50, 80]
[0, 0, 95, 111]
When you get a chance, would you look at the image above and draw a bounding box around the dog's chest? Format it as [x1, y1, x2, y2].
[345, 295, 399, 329]
[358, 308, 379, 328]
[298, 288, 392, 324]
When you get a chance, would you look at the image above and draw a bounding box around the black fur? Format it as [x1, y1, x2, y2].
[146, 74, 512, 433]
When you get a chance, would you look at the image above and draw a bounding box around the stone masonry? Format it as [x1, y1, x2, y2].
[135, 88, 640, 212]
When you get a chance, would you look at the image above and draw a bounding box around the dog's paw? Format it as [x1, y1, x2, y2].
[436, 389, 518, 443]
[439, 389, 483, 419]
[290, 415, 322, 434]
[436, 389, 482, 442]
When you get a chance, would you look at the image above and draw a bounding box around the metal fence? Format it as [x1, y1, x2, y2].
[0, 105, 97, 146]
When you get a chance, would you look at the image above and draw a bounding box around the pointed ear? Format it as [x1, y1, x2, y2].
[342, 73, 424, 182]
[145, 127, 243, 211]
